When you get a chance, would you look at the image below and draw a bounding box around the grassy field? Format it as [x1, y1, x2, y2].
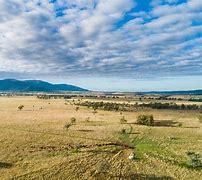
[0, 96, 201, 179]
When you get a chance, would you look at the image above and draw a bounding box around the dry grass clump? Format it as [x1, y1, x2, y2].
[95, 160, 111, 174]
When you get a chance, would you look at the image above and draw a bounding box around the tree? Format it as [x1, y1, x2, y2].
[70, 117, 76, 124]
[120, 116, 127, 124]
[18, 105, 24, 111]
[64, 123, 72, 130]
[136, 114, 154, 126]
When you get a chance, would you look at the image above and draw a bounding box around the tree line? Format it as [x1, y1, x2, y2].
[75, 101, 202, 111]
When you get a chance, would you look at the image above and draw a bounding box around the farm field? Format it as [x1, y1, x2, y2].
[0, 96, 202, 180]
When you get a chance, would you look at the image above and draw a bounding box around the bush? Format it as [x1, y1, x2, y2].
[93, 110, 97, 114]
[95, 160, 111, 174]
[64, 123, 72, 130]
[120, 116, 127, 124]
[121, 128, 126, 134]
[18, 105, 24, 110]
[186, 151, 202, 168]
[75, 107, 79, 111]
[178, 122, 183, 127]
[85, 117, 90, 122]
[136, 114, 154, 126]
[70, 117, 76, 124]
[198, 115, 202, 123]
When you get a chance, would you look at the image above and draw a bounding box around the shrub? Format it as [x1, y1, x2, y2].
[120, 116, 127, 124]
[178, 122, 183, 127]
[18, 105, 24, 110]
[64, 123, 72, 130]
[121, 128, 126, 134]
[198, 115, 202, 123]
[186, 151, 202, 168]
[85, 117, 90, 122]
[93, 110, 97, 114]
[95, 160, 111, 174]
[75, 107, 79, 111]
[70, 117, 76, 124]
[136, 114, 154, 126]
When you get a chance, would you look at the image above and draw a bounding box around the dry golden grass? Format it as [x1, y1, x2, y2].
[0, 96, 201, 179]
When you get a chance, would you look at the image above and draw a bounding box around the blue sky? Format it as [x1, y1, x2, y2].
[0, 0, 201, 91]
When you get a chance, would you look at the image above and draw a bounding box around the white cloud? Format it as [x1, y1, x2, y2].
[0, 0, 201, 80]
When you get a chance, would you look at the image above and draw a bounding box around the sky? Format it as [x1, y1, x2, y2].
[0, 0, 201, 91]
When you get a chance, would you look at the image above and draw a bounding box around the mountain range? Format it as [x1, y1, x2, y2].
[0, 79, 201, 94]
[0, 79, 88, 92]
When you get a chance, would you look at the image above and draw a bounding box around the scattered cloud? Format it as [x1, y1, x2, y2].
[0, 0, 201, 81]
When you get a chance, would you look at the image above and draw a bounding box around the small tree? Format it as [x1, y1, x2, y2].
[64, 123, 72, 130]
[136, 114, 154, 126]
[18, 105, 24, 110]
[93, 110, 97, 114]
[75, 107, 79, 111]
[120, 116, 127, 124]
[198, 115, 202, 123]
[85, 117, 90, 122]
[121, 128, 126, 134]
[70, 117, 76, 124]
[93, 106, 98, 112]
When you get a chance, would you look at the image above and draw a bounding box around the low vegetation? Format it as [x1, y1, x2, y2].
[17, 105, 24, 110]
[85, 117, 90, 122]
[70, 117, 76, 124]
[198, 115, 202, 123]
[64, 117, 77, 130]
[186, 151, 202, 168]
[136, 114, 154, 126]
[95, 160, 111, 174]
[120, 116, 127, 124]
[64, 123, 72, 130]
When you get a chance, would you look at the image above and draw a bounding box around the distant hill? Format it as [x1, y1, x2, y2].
[0, 79, 88, 92]
[137, 89, 202, 95]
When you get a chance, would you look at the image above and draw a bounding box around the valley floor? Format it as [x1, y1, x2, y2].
[0, 96, 201, 179]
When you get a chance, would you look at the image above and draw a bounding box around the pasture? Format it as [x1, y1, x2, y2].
[0, 96, 201, 179]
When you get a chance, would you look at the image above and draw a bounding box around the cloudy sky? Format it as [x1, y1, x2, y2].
[0, 0, 201, 91]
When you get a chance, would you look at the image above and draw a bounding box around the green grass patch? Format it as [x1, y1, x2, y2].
[133, 138, 190, 169]
[134, 139, 161, 157]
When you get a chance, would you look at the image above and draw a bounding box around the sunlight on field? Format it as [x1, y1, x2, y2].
[0, 96, 201, 179]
